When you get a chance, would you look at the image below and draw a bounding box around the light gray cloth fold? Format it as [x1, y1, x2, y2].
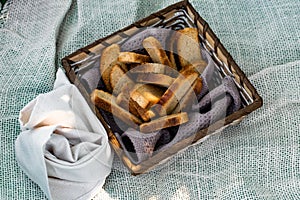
[116, 75, 241, 164]
[116, 129, 167, 164]
[193, 76, 241, 114]
[15, 68, 114, 200]
[198, 49, 218, 100]
[158, 76, 241, 152]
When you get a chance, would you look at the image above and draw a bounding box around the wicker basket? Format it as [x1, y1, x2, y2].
[62, 0, 262, 175]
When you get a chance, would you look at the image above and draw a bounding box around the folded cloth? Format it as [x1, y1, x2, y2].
[159, 76, 242, 150]
[198, 50, 218, 100]
[15, 68, 113, 200]
[115, 129, 166, 164]
[193, 76, 241, 114]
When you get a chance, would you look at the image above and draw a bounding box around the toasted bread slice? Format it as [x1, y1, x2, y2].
[129, 63, 178, 77]
[118, 90, 156, 122]
[135, 84, 165, 105]
[130, 100, 156, 122]
[142, 36, 176, 70]
[127, 63, 141, 70]
[121, 83, 150, 109]
[173, 77, 202, 113]
[100, 44, 120, 92]
[177, 28, 203, 69]
[110, 65, 133, 95]
[140, 112, 189, 133]
[155, 69, 200, 115]
[91, 89, 142, 129]
[118, 52, 151, 64]
[118, 62, 129, 72]
[130, 90, 150, 109]
[120, 83, 163, 121]
[110, 64, 128, 93]
[180, 60, 207, 74]
[136, 73, 175, 87]
[168, 34, 178, 70]
[116, 92, 141, 118]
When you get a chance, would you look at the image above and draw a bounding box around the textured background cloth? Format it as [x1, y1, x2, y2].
[1, 0, 299, 199]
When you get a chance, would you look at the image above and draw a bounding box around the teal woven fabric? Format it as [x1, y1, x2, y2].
[1, 0, 299, 199]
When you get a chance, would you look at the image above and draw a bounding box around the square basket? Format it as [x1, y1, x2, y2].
[62, 0, 262, 175]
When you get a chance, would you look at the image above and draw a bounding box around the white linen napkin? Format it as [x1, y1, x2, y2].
[15, 68, 113, 200]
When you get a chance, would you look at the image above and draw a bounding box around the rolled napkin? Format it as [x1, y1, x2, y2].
[15, 68, 113, 200]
